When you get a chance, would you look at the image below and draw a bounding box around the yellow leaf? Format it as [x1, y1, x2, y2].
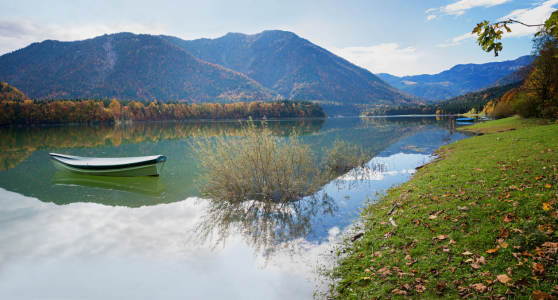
[543, 203, 553, 211]
[486, 246, 500, 254]
[545, 184, 552, 189]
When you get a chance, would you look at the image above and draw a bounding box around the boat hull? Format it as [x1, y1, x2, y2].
[49, 153, 166, 177]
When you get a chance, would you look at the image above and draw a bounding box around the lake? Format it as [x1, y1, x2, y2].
[0, 116, 471, 299]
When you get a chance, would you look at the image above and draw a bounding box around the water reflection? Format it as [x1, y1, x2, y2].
[0, 119, 326, 171]
[190, 193, 337, 260]
[0, 116, 473, 299]
[51, 171, 168, 198]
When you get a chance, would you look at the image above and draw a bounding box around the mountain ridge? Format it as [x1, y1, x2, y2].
[376, 55, 531, 100]
[161, 30, 423, 105]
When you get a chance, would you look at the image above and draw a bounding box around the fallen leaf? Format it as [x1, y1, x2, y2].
[543, 203, 553, 211]
[392, 288, 407, 295]
[542, 242, 558, 248]
[504, 213, 515, 222]
[414, 284, 426, 293]
[429, 215, 438, 219]
[486, 246, 500, 254]
[533, 290, 552, 299]
[533, 262, 545, 272]
[436, 234, 449, 240]
[436, 283, 446, 291]
[499, 241, 509, 248]
[357, 253, 365, 259]
[458, 206, 469, 211]
[545, 184, 552, 189]
[471, 283, 487, 293]
[449, 239, 456, 244]
[497, 274, 512, 284]
[498, 227, 510, 238]
[512, 228, 524, 233]
[462, 251, 473, 256]
[536, 176, 544, 180]
[516, 278, 531, 286]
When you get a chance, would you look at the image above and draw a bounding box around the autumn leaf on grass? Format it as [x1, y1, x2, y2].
[436, 234, 449, 240]
[503, 213, 515, 222]
[392, 288, 407, 295]
[533, 290, 552, 299]
[498, 241, 509, 248]
[357, 253, 365, 259]
[543, 203, 553, 211]
[462, 251, 473, 256]
[436, 283, 446, 291]
[496, 274, 512, 284]
[542, 242, 558, 248]
[486, 246, 499, 254]
[471, 283, 487, 293]
[545, 184, 553, 189]
[414, 284, 426, 293]
[498, 227, 509, 238]
[536, 176, 544, 180]
[533, 262, 546, 276]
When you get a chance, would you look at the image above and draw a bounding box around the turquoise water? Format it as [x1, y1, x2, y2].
[0, 116, 470, 299]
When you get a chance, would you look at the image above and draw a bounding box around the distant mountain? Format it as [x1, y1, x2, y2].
[477, 66, 527, 91]
[161, 31, 423, 105]
[0, 33, 276, 102]
[376, 55, 531, 100]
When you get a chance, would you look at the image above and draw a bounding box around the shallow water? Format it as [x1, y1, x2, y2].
[0, 116, 470, 299]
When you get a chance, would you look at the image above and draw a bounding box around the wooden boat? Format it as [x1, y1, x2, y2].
[456, 117, 474, 122]
[51, 171, 168, 197]
[49, 153, 167, 177]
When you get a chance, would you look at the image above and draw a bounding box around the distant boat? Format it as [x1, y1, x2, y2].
[51, 171, 168, 197]
[456, 121, 474, 125]
[49, 153, 167, 177]
[456, 117, 474, 122]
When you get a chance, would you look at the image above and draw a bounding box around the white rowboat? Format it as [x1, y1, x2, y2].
[49, 153, 167, 177]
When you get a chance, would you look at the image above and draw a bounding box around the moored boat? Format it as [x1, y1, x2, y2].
[456, 117, 474, 122]
[49, 153, 167, 177]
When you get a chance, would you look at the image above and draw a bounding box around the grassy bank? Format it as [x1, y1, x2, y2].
[329, 117, 558, 299]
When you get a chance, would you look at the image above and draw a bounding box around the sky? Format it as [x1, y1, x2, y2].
[0, 0, 555, 76]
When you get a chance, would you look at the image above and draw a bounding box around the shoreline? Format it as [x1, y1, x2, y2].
[328, 116, 558, 299]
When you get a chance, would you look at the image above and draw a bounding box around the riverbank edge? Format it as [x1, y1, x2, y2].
[327, 117, 558, 299]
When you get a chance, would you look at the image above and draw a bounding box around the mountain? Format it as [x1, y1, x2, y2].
[376, 55, 531, 100]
[477, 66, 527, 91]
[161, 31, 423, 106]
[0, 33, 276, 102]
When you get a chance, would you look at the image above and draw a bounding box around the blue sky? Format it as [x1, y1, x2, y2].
[0, 0, 555, 76]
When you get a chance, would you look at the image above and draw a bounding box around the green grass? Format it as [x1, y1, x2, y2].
[327, 117, 558, 299]
[460, 116, 552, 134]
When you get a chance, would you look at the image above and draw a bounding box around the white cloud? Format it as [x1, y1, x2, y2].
[445, 0, 512, 14]
[331, 43, 420, 75]
[426, 0, 512, 19]
[0, 19, 166, 55]
[497, 0, 558, 37]
[427, 15, 437, 21]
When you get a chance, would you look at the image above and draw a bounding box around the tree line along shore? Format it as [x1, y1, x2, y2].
[0, 82, 327, 126]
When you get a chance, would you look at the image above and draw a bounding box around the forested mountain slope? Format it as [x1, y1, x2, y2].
[0, 33, 276, 102]
[161, 30, 423, 106]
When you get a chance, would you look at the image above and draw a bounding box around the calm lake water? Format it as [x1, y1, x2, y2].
[0, 116, 470, 299]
